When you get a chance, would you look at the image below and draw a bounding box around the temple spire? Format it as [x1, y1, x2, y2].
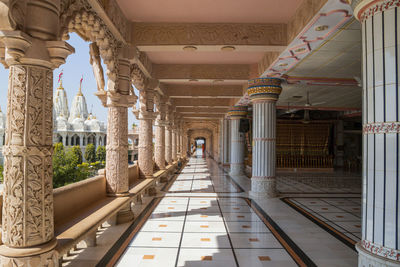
[58, 69, 64, 89]
[78, 75, 83, 96]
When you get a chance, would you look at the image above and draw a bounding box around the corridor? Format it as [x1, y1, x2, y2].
[114, 154, 316, 267]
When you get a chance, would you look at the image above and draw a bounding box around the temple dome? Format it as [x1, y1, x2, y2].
[69, 82, 89, 123]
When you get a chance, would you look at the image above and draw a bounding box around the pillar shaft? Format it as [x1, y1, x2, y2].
[229, 118, 245, 175]
[0, 24, 73, 263]
[228, 106, 247, 176]
[223, 119, 230, 165]
[3, 64, 55, 248]
[138, 116, 154, 178]
[353, 1, 400, 265]
[105, 106, 129, 194]
[251, 100, 277, 197]
[172, 130, 177, 161]
[155, 121, 166, 170]
[247, 78, 282, 198]
[165, 125, 172, 164]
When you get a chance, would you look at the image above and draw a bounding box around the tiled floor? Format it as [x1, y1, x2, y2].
[283, 197, 361, 245]
[111, 151, 360, 267]
[116, 156, 309, 267]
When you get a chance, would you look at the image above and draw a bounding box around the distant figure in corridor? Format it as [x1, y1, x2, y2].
[202, 143, 205, 158]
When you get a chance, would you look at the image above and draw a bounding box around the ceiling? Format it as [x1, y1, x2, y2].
[117, 0, 303, 23]
[117, 0, 362, 124]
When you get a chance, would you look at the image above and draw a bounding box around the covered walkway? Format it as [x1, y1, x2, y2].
[109, 154, 357, 267]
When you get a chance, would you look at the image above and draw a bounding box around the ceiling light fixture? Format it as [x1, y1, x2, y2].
[183, 46, 197, 51]
[221, 46, 236, 51]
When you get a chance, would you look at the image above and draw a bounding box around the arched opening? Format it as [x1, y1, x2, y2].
[195, 137, 206, 158]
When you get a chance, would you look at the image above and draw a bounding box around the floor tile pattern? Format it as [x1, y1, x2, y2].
[283, 197, 361, 247]
[166, 160, 242, 193]
[116, 157, 301, 267]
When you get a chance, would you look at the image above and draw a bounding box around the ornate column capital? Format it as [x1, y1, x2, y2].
[247, 77, 283, 103]
[228, 105, 248, 119]
[351, 0, 398, 22]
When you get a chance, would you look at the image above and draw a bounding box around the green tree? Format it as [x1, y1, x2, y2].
[68, 145, 83, 165]
[96, 145, 106, 162]
[132, 123, 137, 129]
[85, 143, 96, 163]
[52, 143, 90, 188]
[0, 164, 3, 183]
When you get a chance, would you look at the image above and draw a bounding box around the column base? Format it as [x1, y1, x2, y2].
[0, 239, 58, 266]
[356, 242, 400, 267]
[249, 177, 277, 198]
[229, 164, 245, 176]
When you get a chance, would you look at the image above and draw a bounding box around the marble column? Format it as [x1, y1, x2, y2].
[247, 78, 282, 198]
[223, 118, 231, 165]
[0, 6, 74, 264]
[228, 106, 248, 176]
[353, 1, 400, 265]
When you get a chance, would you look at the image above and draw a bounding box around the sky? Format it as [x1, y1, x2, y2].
[0, 33, 138, 129]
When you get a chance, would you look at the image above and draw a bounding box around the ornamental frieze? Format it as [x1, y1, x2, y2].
[132, 23, 287, 46]
[363, 122, 400, 134]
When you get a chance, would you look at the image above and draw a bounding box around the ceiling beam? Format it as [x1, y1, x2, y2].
[177, 107, 229, 114]
[172, 98, 233, 107]
[153, 64, 250, 81]
[132, 23, 287, 47]
[165, 85, 244, 98]
[182, 114, 224, 118]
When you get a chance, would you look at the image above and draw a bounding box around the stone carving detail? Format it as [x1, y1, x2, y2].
[131, 64, 147, 91]
[106, 106, 129, 195]
[60, 0, 121, 92]
[89, 42, 105, 91]
[100, 0, 129, 40]
[132, 23, 287, 46]
[0, 249, 58, 266]
[2, 65, 54, 247]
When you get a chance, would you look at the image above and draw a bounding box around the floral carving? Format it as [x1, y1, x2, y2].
[106, 106, 129, 194]
[2, 65, 54, 247]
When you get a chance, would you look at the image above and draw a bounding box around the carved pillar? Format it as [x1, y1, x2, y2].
[0, 2, 74, 264]
[137, 88, 157, 179]
[247, 78, 282, 198]
[228, 106, 248, 176]
[155, 96, 167, 170]
[352, 1, 400, 265]
[172, 124, 177, 162]
[165, 110, 173, 165]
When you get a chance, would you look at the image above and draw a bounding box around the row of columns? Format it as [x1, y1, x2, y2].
[137, 88, 187, 180]
[220, 78, 282, 199]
